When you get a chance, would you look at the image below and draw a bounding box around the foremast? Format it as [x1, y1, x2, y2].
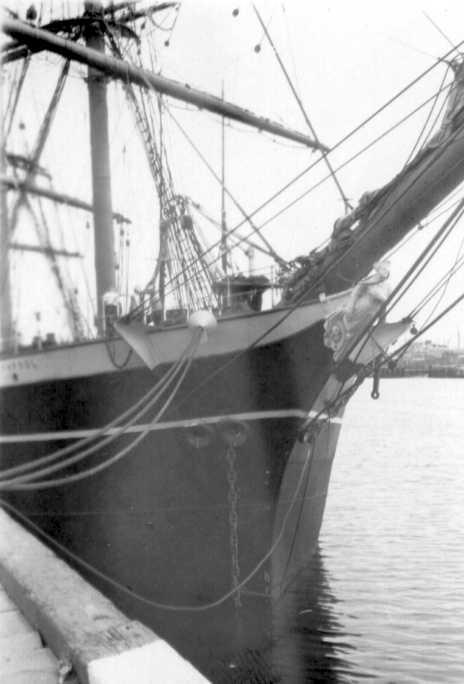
[83, 2, 116, 335]
[1, 9, 326, 338]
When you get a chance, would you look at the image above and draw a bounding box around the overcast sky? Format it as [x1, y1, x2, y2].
[5, 0, 464, 345]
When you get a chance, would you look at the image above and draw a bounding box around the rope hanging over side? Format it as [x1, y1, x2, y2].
[0, 438, 315, 612]
[0, 347, 197, 491]
[225, 444, 241, 608]
[0, 329, 202, 486]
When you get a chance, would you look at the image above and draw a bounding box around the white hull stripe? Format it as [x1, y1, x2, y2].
[0, 409, 342, 444]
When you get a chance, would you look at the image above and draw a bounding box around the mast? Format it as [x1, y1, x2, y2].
[83, 3, 116, 334]
[158, 95, 166, 320]
[221, 84, 227, 274]
[0, 67, 12, 352]
[220, 83, 231, 309]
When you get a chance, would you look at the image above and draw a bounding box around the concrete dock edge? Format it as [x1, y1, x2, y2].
[0, 508, 209, 683]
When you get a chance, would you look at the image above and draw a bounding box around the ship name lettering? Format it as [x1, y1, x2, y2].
[2, 359, 38, 372]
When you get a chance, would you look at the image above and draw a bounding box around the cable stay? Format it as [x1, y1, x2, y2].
[2, 8, 464, 351]
[165, 105, 287, 267]
[106, 29, 220, 316]
[188, 199, 268, 259]
[1, 5, 464, 630]
[2, 55, 89, 341]
[423, 11, 462, 57]
[409, 250, 464, 320]
[0, 328, 203, 488]
[390, 290, 464, 367]
[152, 74, 457, 310]
[216, 37, 464, 256]
[23, 194, 87, 341]
[294, 199, 464, 426]
[327, 197, 464, 378]
[253, 4, 352, 213]
[7, 59, 70, 239]
[3, 54, 30, 139]
[403, 66, 450, 167]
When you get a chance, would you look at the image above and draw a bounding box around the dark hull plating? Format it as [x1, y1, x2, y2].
[0, 320, 342, 674]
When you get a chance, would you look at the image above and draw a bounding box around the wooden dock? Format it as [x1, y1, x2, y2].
[0, 581, 69, 683]
[0, 508, 209, 684]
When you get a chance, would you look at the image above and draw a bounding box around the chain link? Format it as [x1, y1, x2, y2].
[225, 445, 241, 608]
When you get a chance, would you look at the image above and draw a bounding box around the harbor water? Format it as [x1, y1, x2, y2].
[221, 378, 464, 683]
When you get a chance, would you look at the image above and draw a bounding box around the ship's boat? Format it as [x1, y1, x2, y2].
[1, 3, 464, 677]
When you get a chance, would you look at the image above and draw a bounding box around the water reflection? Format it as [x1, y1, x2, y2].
[209, 549, 355, 683]
[209, 379, 464, 682]
[271, 550, 356, 684]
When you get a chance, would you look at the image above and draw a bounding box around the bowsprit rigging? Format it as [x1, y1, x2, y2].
[1, 4, 464, 678]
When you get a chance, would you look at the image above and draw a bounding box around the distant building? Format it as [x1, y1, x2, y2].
[393, 340, 464, 377]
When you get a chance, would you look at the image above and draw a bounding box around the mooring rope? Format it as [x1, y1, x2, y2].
[0, 329, 202, 485]
[0, 438, 315, 611]
[0, 348, 197, 491]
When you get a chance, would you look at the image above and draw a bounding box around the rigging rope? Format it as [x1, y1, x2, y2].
[385, 199, 464, 316]
[403, 66, 450, 166]
[165, 105, 286, 266]
[184, 37, 463, 259]
[0, 344, 197, 491]
[250, 84, 454, 240]
[409, 249, 464, 319]
[118, 38, 464, 321]
[253, 4, 351, 212]
[386, 289, 464, 367]
[339, 196, 464, 373]
[132, 77, 454, 318]
[0, 435, 315, 611]
[0, 330, 202, 482]
[0, 24, 463, 613]
[4, 54, 30, 139]
[298, 282, 464, 439]
[414, 230, 464, 326]
[307, 198, 464, 415]
[248, 42, 463, 244]
[1, 58, 71, 298]
[164, 125, 464, 415]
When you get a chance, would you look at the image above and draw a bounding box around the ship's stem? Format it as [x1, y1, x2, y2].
[84, 3, 116, 335]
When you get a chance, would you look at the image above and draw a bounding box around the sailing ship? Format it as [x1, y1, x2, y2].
[1, 2, 464, 677]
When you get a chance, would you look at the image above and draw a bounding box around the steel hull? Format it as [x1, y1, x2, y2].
[0, 316, 343, 673]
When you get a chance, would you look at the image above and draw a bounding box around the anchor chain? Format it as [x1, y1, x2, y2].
[225, 445, 241, 608]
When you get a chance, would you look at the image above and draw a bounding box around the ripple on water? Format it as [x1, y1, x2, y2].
[213, 379, 464, 683]
[317, 378, 464, 683]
